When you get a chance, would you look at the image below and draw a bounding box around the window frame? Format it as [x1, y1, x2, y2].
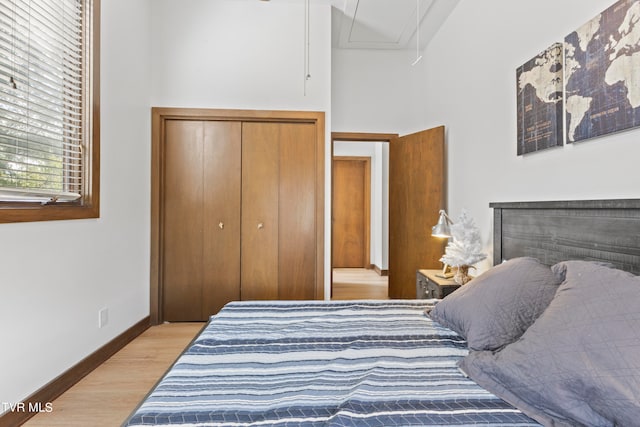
[0, 0, 100, 224]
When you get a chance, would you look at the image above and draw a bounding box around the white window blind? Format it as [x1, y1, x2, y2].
[0, 0, 93, 203]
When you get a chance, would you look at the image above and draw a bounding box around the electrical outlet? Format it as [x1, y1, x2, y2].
[99, 307, 109, 328]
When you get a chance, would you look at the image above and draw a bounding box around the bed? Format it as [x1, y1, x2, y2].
[124, 199, 640, 427]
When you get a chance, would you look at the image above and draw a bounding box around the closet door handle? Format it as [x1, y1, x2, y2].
[218, 222, 224, 230]
[257, 222, 264, 230]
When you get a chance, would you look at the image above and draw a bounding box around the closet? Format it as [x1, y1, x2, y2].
[151, 109, 324, 323]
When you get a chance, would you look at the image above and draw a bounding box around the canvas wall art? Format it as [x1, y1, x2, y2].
[565, 0, 640, 143]
[516, 43, 564, 155]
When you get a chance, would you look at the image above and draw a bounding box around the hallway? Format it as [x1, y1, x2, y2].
[332, 268, 388, 300]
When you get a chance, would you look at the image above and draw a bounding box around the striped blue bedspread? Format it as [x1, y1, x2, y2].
[124, 300, 539, 426]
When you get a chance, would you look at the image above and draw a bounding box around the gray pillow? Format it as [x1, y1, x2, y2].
[428, 257, 562, 350]
[459, 261, 640, 427]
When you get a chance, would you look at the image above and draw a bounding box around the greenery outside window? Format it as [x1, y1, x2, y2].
[0, 0, 99, 223]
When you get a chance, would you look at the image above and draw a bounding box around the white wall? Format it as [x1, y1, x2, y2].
[0, 0, 153, 410]
[424, 0, 640, 272]
[332, 48, 430, 135]
[150, 0, 334, 298]
[8, 0, 639, 410]
[150, 0, 331, 112]
[333, 0, 640, 274]
[331, 44, 436, 275]
[2, 0, 334, 410]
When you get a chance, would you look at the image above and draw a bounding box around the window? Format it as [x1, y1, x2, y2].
[0, 0, 99, 223]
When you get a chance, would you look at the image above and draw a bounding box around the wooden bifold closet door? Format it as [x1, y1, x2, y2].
[163, 120, 241, 321]
[160, 115, 321, 322]
[241, 122, 317, 301]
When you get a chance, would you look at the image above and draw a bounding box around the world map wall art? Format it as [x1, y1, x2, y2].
[516, 43, 564, 155]
[517, 0, 640, 155]
[565, 0, 640, 143]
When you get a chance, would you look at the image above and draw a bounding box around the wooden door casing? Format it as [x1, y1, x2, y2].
[332, 157, 371, 268]
[388, 126, 445, 299]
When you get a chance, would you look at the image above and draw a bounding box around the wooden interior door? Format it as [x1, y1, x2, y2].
[332, 157, 370, 268]
[389, 126, 445, 298]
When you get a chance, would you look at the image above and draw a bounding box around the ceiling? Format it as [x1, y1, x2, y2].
[331, 0, 460, 50]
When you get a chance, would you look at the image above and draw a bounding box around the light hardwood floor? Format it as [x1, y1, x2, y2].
[23, 323, 204, 427]
[20, 269, 386, 426]
[332, 267, 388, 300]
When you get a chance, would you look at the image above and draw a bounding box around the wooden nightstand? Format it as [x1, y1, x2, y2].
[416, 269, 461, 299]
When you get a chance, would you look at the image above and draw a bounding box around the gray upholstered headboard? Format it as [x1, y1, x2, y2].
[491, 199, 640, 275]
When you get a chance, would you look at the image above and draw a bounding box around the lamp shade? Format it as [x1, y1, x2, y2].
[432, 210, 452, 238]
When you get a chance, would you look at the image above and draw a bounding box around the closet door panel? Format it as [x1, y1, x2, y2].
[278, 123, 316, 299]
[163, 120, 204, 321]
[241, 122, 279, 300]
[202, 121, 242, 317]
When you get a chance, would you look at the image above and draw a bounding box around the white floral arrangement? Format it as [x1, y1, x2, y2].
[440, 210, 486, 268]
